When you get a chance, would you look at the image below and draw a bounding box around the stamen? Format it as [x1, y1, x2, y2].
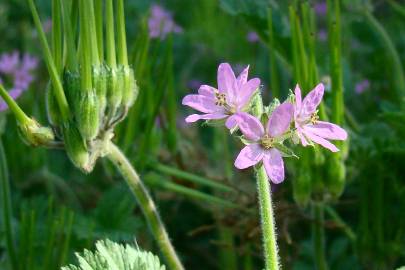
[214, 92, 227, 106]
[310, 112, 319, 124]
[260, 134, 275, 149]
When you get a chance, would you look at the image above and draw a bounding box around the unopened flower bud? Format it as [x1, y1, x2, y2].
[62, 121, 90, 172]
[18, 118, 55, 147]
[92, 65, 108, 120]
[121, 65, 138, 109]
[76, 90, 100, 140]
[107, 67, 121, 115]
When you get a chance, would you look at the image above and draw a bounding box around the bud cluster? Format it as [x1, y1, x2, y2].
[25, 0, 138, 172]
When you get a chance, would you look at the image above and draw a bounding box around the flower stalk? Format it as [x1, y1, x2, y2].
[106, 142, 184, 270]
[312, 202, 328, 270]
[256, 165, 280, 270]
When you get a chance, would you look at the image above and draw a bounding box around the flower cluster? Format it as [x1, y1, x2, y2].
[182, 63, 347, 184]
[148, 4, 182, 40]
[0, 51, 38, 111]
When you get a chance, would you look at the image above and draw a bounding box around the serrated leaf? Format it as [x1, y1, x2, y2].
[62, 239, 166, 270]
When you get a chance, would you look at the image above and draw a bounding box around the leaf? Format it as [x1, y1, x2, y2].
[61, 239, 166, 270]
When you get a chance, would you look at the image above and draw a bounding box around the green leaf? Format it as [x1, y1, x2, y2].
[62, 239, 166, 270]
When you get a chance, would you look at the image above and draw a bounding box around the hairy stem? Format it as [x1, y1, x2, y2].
[256, 165, 280, 270]
[106, 142, 184, 270]
[312, 202, 328, 270]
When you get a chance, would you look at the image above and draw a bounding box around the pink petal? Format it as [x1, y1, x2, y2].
[236, 112, 265, 141]
[198, 85, 216, 97]
[263, 149, 285, 184]
[217, 63, 237, 103]
[296, 125, 310, 146]
[225, 114, 240, 129]
[294, 84, 302, 114]
[182, 94, 220, 113]
[301, 83, 324, 117]
[185, 113, 227, 123]
[267, 102, 294, 137]
[302, 128, 339, 152]
[237, 65, 249, 87]
[237, 78, 260, 108]
[234, 144, 264, 169]
[305, 121, 348, 140]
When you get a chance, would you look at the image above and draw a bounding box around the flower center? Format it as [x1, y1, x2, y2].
[214, 91, 236, 115]
[260, 134, 275, 149]
[215, 92, 227, 106]
[310, 112, 319, 125]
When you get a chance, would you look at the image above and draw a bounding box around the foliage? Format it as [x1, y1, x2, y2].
[61, 239, 165, 270]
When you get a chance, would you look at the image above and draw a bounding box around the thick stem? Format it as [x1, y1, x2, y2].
[106, 142, 184, 270]
[256, 165, 280, 270]
[312, 202, 328, 270]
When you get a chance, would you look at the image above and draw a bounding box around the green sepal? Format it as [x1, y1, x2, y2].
[275, 143, 298, 158]
[239, 136, 256, 146]
[266, 98, 280, 116]
[247, 90, 263, 118]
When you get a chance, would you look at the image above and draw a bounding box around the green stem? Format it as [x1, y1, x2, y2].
[116, 0, 128, 66]
[0, 137, 18, 270]
[106, 142, 184, 270]
[312, 202, 328, 270]
[27, 0, 70, 121]
[256, 165, 280, 270]
[105, 0, 117, 68]
[0, 85, 31, 124]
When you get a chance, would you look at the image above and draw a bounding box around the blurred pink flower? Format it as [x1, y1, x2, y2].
[318, 29, 328, 42]
[148, 4, 182, 40]
[314, 2, 327, 16]
[247, 31, 259, 43]
[234, 103, 294, 184]
[182, 63, 260, 129]
[293, 84, 347, 152]
[0, 51, 38, 112]
[355, 79, 370, 94]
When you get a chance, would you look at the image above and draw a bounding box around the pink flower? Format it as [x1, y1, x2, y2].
[247, 31, 259, 43]
[148, 4, 182, 40]
[234, 103, 294, 184]
[182, 63, 260, 129]
[294, 84, 347, 152]
[355, 79, 370, 94]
